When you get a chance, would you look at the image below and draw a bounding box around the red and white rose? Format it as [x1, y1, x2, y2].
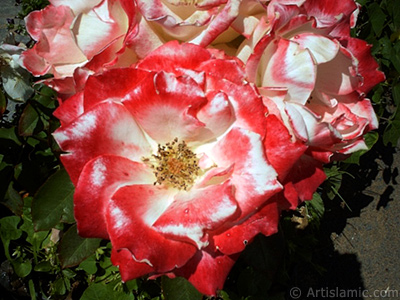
[52, 41, 305, 295]
[20, 0, 138, 96]
[19, 0, 385, 296]
[239, 0, 385, 162]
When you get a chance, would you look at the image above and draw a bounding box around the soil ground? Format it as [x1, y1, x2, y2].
[288, 139, 400, 300]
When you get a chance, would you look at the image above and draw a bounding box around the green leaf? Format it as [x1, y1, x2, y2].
[3, 182, 24, 216]
[218, 290, 232, 300]
[52, 277, 67, 296]
[1, 64, 34, 102]
[393, 0, 400, 30]
[12, 257, 32, 278]
[80, 283, 134, 300]
[0, 127, 22, 146]
[367, 3, 386, 36]
[392, 82, 400, 107]
[343, 131, 379, 164]
[34, 261, 52, 272]
[323, 166, 343, 200]
[307, 192, 325, 219]
[78, 255, 98, 275]
[58, 224, 101, 268]
[391, 41, 400, 74]
[162, 276, 203, 300]
[383, 119, 400, 146]
[372, 85, 384, 104]
[18, 103, 40, 136]
[0, 215, 22, 241]
[32, 168, 75, 231]
[34, 86, 57, 109]
[0, 216, 22, 261]
[28, 279, 37, 300]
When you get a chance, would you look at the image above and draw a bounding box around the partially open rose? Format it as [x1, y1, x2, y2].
[52, 41, 305, 295]
[238, 0, 385, 162]
[135, 0, 268, 48]
[20, 0, 138, 96]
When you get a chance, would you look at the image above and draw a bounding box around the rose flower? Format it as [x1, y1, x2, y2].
[134, 0, 269, 48]
[20, 0, 138, 96]
[52, 41, 304, 295]
[238, 0, 385, 163]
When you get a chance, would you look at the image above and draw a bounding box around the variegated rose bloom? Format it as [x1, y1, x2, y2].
[20, 0, 138, 97]
[52, 42, 308, 295]
[238, 0, 385, 163]
[134, 0, 269, 50]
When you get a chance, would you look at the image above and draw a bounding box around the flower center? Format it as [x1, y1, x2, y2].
[143, 138, 200, 191]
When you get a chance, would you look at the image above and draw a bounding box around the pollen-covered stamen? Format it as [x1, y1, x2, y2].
[142, 138, 200, 190]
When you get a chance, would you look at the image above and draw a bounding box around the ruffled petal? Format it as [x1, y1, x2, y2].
[122, 71, 207, 144]
[21, 5, 87, 77]
[153, 181, 238, 248]
[74, 155, 153, 239]
[314, 46, 359, 96]
[107, 185, 197, 272]
[72, 0, 128, 60]
[264, 114, 307, 181]
[259, 38, 316, 104]
[49, 0, 102, 14]
[213, 201, 281, 255]
[111, 248, 154, 281]
[302, 0, 357, 28]
[173, 247, 239, 296]
[53, 100, 151, 184]
[53, 91, 84, 125]
[208, 127, 282, 219]
[291, 33, 339, 64]
[136, 40, 212, 72]
[83, 68, 153, 110]
[282, 155, 326, 208]
[340, 37, 386, 94]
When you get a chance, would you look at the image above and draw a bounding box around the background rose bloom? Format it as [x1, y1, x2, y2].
[134, 0, 268, 49]
[20, 0, 138, 96]
[52, 41, 305, 295]
[237, 0, 385, 162]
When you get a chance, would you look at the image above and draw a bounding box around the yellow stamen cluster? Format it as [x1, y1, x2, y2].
[143, 138, 200, 190]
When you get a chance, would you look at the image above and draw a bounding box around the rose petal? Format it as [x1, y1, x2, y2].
[153, 180, 238, 248]
[291, 33, 340, 64]
[314, 46, 359, 96]
[111, 248, 154, 281]
[122, 71, 207, 144]
[282, 155, 326, 208]
[53, 91, 84, 125]
[53, 100, 151, 183]
[83, 68, 153, 110]
[137, 40, 212, 72]
[213, 200, 281, 255]
[264, 114, 307, 181]
[259, 38, 316, 104]
[74, 155, 153, 239]
[173, 247, 239, 296]
[208, 127, 282, 219]
[21, 5, 87, 77]
[107, 185, 197, 272]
